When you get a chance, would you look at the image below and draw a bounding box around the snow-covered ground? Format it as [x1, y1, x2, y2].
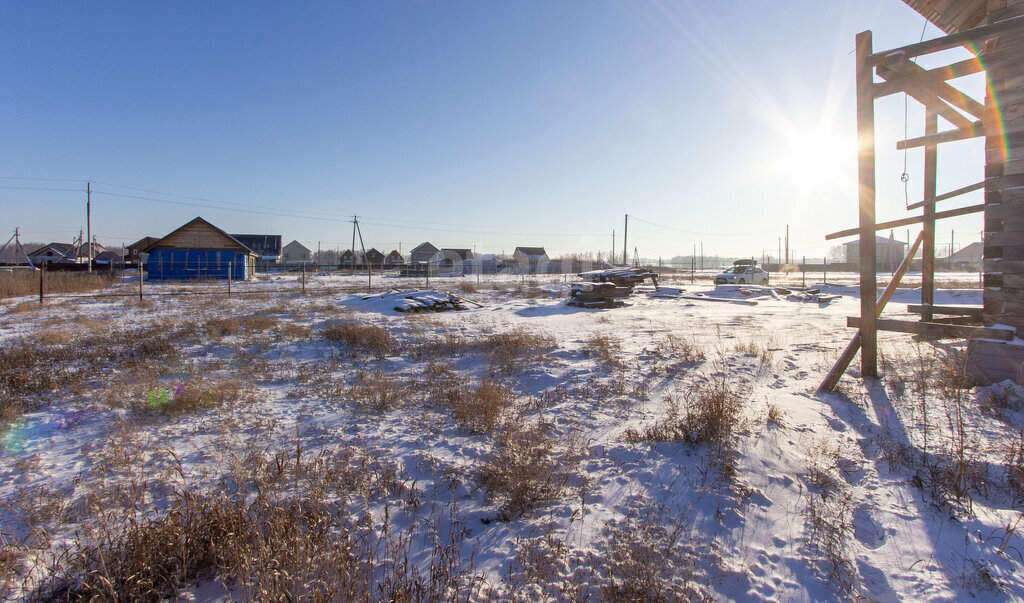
[1, 272, 1021, 600]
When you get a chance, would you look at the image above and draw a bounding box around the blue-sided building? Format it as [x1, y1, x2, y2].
[144, 217, 258, 281]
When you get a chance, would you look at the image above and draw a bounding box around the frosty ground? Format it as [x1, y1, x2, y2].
[1, 272, 1022, 600]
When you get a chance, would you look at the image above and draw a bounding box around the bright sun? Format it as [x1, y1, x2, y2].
[759, 125, 855, 200]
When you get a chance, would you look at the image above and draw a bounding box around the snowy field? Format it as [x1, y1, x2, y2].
[1, 271, 1022, 600]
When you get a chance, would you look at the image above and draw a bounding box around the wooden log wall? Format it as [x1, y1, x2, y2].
[983, 3, 1024, 332]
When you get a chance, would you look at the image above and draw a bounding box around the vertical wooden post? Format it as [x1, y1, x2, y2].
[39, 261, 44, 304]
[922, 109, 937, 322]
[856, 30, 878, 378]
[301, 262, 306, 294]
[139, 263, 144, 301]
[228, 263, 232, 298]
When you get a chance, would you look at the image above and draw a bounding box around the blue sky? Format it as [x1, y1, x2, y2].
[0, 1, 986, 262]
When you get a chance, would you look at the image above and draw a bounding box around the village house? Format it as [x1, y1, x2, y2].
[144, 217, 257, 281]
[231, 234, 282, 271]
[281, 240, 312, 265]
[513, 246, 549, 273]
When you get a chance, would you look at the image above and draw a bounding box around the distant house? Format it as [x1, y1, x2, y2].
[364, 248, 385, 269]
[340, 249, 355, 267]
[231, 234, 282, 271]
[27, 243, 79, 265]
[27, 242, 105, 265]
[843, 236, 907, 271]
[409, 242, 439, 266]
[513, 246, 549, 273]
[459, 254, 504, 274]
[384, 250, 404, 267]
[947, 241, 983, 270]
[433, 248, 473, 273]
[93, 250, 125, 267]
[126, 236, 160, 266]
[144, 217, 257, 281]
[282, 240, 312, 265]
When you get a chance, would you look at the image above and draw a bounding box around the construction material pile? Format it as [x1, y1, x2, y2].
[343, 290, 471, 314]
[569, 267, 659, 308]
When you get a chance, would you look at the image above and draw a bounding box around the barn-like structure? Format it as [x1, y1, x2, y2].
[821, 1, 1024, 390]
[144, 217, 258, 281]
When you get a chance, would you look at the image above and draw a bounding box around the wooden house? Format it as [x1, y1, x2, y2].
[126, 236, 160, 266]
[144, 217, 257, 281]
[409, 242, 439, 266]
[340, 249, 355, 267]
[282, 240, 312, 265]
[513, 246, 549, 273]
[385, 250, 404, 267]
[364, 248, 385, 269]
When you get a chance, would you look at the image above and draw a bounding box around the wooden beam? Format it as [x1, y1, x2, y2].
[878, 59, 986, 120]
[922, 110, 937, 322]
[825, 204, 985, 240]
[873, 57, 985, 99]
[817, 231, 925, 394]
[931, 316, 982, 326]
[856, 30, 878, 380]
[906, 180, 985, 210]
[907, 304, 984, 318]
[847, 317, 1015, 340]
[865, 14, 1024, 66]
[896, 121, 983, 149]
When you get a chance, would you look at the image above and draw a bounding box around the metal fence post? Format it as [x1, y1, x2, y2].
[39, 262, 44, 304]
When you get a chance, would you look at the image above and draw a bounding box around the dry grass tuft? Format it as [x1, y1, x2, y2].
[321, 320, 394, 359]
[451, 378, 515, 434]
[663, 333, 707, 364]
[595, 501, 711, 602]
[625, 375, 746, 449]
[348, 369, 407, 413]
[480, 420, 580, 520]
[584, 333, 621, 366]
[0, 270, 117, 299]
[139, 377, 250, 416]
[481, 328, 555, 373]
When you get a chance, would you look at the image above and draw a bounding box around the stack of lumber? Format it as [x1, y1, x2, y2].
[578, 268, 659, 288]
[568, 281, 633, 308]
[369, 290, 468, 313]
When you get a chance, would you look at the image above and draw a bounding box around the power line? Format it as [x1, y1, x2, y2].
[627, 214, 783, 237]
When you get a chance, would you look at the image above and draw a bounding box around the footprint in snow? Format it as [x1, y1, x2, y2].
[852, 504, 886, 549]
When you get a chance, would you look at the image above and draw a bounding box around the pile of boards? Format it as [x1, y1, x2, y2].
[356, 290, 469, 313]
[569, 268, 659, 308]
[776, 287, 842, 304]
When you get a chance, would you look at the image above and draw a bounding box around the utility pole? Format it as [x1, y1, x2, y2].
[785, 224, 789, 265]
[622, 214, 628, 266]
[350, 215, 357, 275]
[87, 182, 92, 273]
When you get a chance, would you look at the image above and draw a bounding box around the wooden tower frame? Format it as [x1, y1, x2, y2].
[820, 15, 1024, 392]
